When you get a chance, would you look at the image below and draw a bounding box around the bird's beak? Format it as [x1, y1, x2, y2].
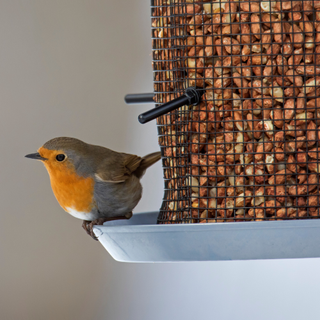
[25, 152, 47, 161]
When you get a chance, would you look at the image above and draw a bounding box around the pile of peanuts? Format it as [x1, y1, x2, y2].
[152, 0, 320, 223]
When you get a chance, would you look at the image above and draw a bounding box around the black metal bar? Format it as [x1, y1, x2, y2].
[138, 95, 189, 124]
[138, 87, 202, 124]
[124, 93, 155, 104]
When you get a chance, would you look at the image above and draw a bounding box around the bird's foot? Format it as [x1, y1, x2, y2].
[125, 211, 133, 219]
[82, 213, 132, 241]
[82, 218, 108, 241]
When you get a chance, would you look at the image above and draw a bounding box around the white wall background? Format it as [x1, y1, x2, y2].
[1, 1, 320, 319]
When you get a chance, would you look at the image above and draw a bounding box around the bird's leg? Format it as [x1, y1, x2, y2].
[82, 220, 92, 237]
[125, 211, 133, 219]
[82, 213, 133, 241]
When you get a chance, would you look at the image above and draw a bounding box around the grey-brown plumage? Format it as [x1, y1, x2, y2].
[28, 137, 161, 240]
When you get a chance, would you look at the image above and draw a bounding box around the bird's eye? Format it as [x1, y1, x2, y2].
[56, 154, 66, 162]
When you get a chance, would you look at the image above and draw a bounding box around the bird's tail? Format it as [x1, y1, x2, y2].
[134, 151, 161, 178]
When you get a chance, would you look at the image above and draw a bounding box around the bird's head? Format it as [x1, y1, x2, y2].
[25, 137, 92, 177]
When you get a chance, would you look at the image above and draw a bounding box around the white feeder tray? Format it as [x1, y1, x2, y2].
[93, 212, 320, 263]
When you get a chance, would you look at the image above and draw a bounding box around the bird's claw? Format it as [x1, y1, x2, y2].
[82, 214, 132, 241]
[82, 220, 104, 241]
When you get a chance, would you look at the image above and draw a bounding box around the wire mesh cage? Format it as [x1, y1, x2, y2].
[152, 0, 320, 224]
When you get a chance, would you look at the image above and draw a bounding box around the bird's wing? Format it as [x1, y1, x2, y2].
[95, 153, 142, 183]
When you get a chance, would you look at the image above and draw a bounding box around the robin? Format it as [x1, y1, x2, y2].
[25, 137, 161, 240]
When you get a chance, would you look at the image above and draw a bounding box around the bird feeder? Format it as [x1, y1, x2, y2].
[95, 0, 320, 262]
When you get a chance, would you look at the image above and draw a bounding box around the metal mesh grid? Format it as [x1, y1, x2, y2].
[152, 0, 320, 224]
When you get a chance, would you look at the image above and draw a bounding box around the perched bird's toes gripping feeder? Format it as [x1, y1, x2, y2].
[96, 0, 320, 262]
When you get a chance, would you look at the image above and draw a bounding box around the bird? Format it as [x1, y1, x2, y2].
[25, 137, 161, 240]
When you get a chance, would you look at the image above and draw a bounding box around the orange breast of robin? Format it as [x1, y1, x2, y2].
[39, 147, 95, 214]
